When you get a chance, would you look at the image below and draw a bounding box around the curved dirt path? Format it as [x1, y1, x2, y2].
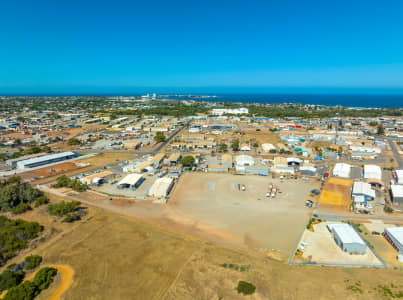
[0, 264, 74, 300]
[46, 265, 74, 300]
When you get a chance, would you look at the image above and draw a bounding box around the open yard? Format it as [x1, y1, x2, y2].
[169, 173, 319, 255]
[5, 203, 403, 299]
[319, 177, 353, 210]
[297, 222, 384, 267]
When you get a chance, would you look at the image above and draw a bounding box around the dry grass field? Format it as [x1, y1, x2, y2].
[3, 194, 403, 299]
[319, 177, 353, 210]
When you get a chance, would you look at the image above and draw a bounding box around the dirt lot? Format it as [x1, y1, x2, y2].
[363, 220, 403, 268]
[5, 204, 403, 299]
[168, 173, 319, 255]
[20, 162, 84, 181]
[319, 177, 353, 210]
[298, 222, 383, 267]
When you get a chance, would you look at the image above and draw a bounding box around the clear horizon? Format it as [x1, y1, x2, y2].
[1, 0, 403, 93]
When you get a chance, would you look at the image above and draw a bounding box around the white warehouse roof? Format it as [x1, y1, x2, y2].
[391, 185, 403, 198]
[118, 174, 143, 186]
[364, 165, 382, 180]
[395, 170, 403, 184]
[332, 163, 351, 178]
[328, 223, 366, 245]
[385, 227, 403, 251]
[352, 181, 375, 198]
[235, 155, 254, 167]
[148, 177, 173, 197]
[261, 143, 276, 152]
[16, 151, 76, 168]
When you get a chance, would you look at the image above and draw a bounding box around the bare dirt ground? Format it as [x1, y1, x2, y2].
[20, 162, 84, 181]
[298, 222, 383, 266]
[3, 193, 403, 299]
[168, 173, 319, 255]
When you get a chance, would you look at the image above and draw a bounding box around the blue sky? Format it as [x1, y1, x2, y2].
[1, 0, 403, 94]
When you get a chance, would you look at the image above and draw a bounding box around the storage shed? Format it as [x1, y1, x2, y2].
[148, 177, 174, 198]
[384, 227, 403, 255]
[391, 185, 403, 204]
[117, 174, 144, 189]
[363, 164, 382, 181]
[300, 166, 317, 176]
[327, 223, 366, 254]
[332, 163, 352, 178]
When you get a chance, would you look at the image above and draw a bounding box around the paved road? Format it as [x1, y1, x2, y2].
[386, 137, 403, 169]
[313, 210, 403, 222]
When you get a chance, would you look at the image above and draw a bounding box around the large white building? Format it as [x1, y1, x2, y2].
[384, 227, 403, 262]
[332, 163, 351, 178]
[363, 165, 382, 180]
[16, 151, 78, 169]
[327, 223, 367, 254]
[148, 177, 174, 198]
[394, 170, 403, 184]
[211, 108, 248, 116]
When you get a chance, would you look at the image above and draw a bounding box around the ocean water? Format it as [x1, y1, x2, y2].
[165, 94, 403, 108]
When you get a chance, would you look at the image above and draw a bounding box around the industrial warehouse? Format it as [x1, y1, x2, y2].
[383, 227, 403, 262]
[327, 223, 367, 254]
[15, 151, 79, 169]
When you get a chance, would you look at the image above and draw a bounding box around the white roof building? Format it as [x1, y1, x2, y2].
[261, 143, 276, 152]
[352, 181, 376, 199]
[211, 108, 248, 116]
[332, 163, 351, 178]
[235, 155, 254, 167]
[363, 165, 382, 180]
[148, 177, 174, 198]
[117, 174, 143, 186]
[395, 170, 403, 184]
[327, 223, 367, 254]
[384, 227, 403, 253]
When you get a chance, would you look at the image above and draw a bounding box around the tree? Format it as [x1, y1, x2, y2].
[24, 255, 42, 270]
[180, 156, 195, 167]
[369, 121, 378, 126]
[154, 132, 166, 143]
[67, 138, 80, 146]
[231, 139, 240, 151]
[377, 124, 385, 135]
[218, 143, 228, 153]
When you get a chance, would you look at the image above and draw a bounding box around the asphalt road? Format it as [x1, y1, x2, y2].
[313, 210, 403, 222]
[386, 137, 403, 169]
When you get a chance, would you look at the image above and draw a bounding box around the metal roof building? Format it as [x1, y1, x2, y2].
[391, 185, 403, 204]
[352, 181, 376, 201]
[395, 170, 403, 184]
[332, 163, 351, 178]
[148, 177, 174, 198]
[117, 174, 144, 189]
[384, 227, 403, 255]
[363, 164, 382, 181]
[327, 223, 367, 254]
[16, 151, 78, 169]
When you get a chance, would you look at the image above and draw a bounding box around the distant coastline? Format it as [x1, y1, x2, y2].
[1, 93, 402, 109]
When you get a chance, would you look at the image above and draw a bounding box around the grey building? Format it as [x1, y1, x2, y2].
[391, 185, 403, 204]
[327, 223, 367, 254]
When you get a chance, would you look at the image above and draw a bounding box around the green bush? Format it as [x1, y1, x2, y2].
[32, 267, 57, 291]
[24, 255, 42, 270]
[236, 281, 256, 295]
[2, 267, 57, 300]
[0, 217, 43, 266]
[0, 177, 48, 213]
[0, 270, 25, 292]
[54, 175, 88, 192]
[47, 201, 81, 218]
[3, 281, 37, 300]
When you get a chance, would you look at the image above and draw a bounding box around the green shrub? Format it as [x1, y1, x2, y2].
[11, 203, 31, 215]
[47, 201, 81, 218]
[24, 255, 42, 270]
[32, 267, 57, 291]
[236, 281, 256, 295]
[0, 270, 25, 292]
